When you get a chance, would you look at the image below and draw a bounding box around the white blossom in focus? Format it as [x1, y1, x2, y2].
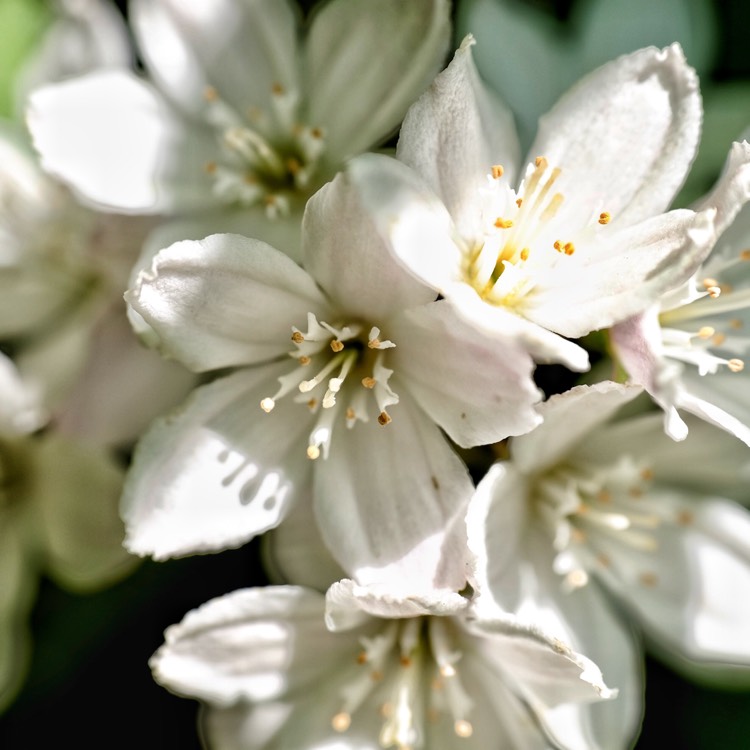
[611, 138, 750, 445]
[122, 165, 543, 590]
[348, 38, 720, 374]
[149, 581, 615, 749]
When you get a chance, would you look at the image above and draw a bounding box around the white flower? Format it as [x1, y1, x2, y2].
[149, 582, 615, 749]
[469, 379, 750, 738]
[0, 121, 193, 445]
[122, 165, 543, 589]
[348, 38, 719, 373]
[611, 138, 750, 445]
[27, 0, 451, 258]
[0, 355, 135, 710]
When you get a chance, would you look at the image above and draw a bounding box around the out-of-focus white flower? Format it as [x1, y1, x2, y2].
[0, 354, 135, 711]
[14, 0, 132, 112]
[150, 581, 615, 750]
[122, 165, 543, 589]
[612, 139, 750, 445]
[27, 0, 452, 259]
[469, 380, 750, 734]
[0, 122, 193, 445]
[350, 38, 720, 375]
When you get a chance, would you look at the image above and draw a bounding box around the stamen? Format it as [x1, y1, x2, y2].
[698, 326, 715, 339]
[362, 376, 376, 389]
[520, 248, 530, 261]
[494, 217, 513, 229]
[331, 340, 344, 352]
[728, 358, 744, 372]
[455, 720, 473, 738]
[598, 212, 611, 225]
[378, 411, 392, 426]
[259, 397, 275, 413]
[332, 712, 351, 732]
[307, 445, 321, 460]
[291, 331, 305, 344]
[491, 164, 504, 179]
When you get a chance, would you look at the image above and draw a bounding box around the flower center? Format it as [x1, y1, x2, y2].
[463, 158, 611, 309]
[535, 456, 687, 591]
[658, 251, 750, 376]
[331, 617, 474, 749]
[202, 84, 326, 217]
[259, 312, 399, 459]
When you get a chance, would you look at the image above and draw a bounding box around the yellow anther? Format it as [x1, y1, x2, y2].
[712, 333, 726, 346]
[203, 85, 219, 102]
[598, 211, 611, 225]
[307, 398, 317, 410]
[400, 655, 412, 667]
[491, 164, 504, 178]
[367, 338, 381, 349]
[361, 376, 376, 389]
[378, 411, 392, 426]
[204, 160, 217, 174]
[311, 126, 324, 139]
[356, 651, 368, 665]
[707, 286, 721, 299]
[731, 318, 744, 329]
[676, 510, 694, 526]
[306, 445, 321, 460]
[553, 240, 563, 252]
[741, 249, 750, 261]
[346, 407, 356, 420]
[291, 331, 305, 344]
[698, 326, 715, 339]
[597, 553, 611, 568]
[564, 242, 575, 256]
[520, 248, 530, 261]
[259, 398, 275, 413]
[535, 155, 548, 168]
[494, 217, 513, 229]
[516, 197, 523, 207]
[641, 468, 654, 481]
[331, 712, 351, 732]
[454, 720, 474, 738]
[703, 277, 719, 289]
[330, 340, 344, 352]
[298, 355, 311, 366]
[728, 358, 745, 372]
[271, 81, 285, 95]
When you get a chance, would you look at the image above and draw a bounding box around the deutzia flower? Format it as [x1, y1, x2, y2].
[149, 581, 615, 749]
[122, 164, 543, 589]
[611, 138, 750, 445]
[469, 378, 750, 728]
[27, 0, 451, 258]
[348, 37, 722, 373]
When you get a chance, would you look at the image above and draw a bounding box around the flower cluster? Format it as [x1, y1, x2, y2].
[5, 0, 750, 747]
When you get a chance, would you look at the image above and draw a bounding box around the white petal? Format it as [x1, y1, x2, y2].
[305, 0, 450, 163]
[53, 305, 196, 447]
[313, 396, 473, 591]
[28, 70, 217, 213]
[692, 139, 750, 237]
[0, 352, 45, 435]
[325, 578, 469, 632]
[397, 35, 521, 236]
[525, 208, 717, 338]
[131, 0, 300, 118]
[529, 44, 701, 226]
[389, 302, 542, 447]
[150, 586, 357, 706]
[302, 166, 435, 322]
[122, 365, 312, 559]
[596, 493, 750, 681]
[344, 152, 464, 291]
[441, 283, 591, 371]
[511, 382, 644, 475]
[465, 614, 616, 709]
[127, 233, 328, 372]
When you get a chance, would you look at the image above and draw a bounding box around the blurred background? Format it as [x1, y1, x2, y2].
[0, 0, 749, 747]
